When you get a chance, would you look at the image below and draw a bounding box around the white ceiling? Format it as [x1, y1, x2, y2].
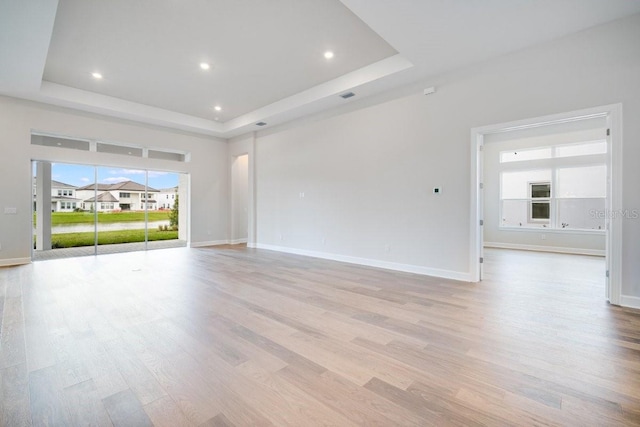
[1, 0, 640, 138]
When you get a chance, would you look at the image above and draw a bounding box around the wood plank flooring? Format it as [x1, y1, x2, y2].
[1, 246, 639, 426]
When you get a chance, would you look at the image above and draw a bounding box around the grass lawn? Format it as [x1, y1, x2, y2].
[35, 211, 171, 225]
[49, 228, 178, 248]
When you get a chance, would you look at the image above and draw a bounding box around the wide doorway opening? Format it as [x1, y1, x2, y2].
[32, 161, 188, 260]
[470, 104, 622, 305]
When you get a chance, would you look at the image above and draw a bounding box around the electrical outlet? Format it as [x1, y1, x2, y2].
[4, 207, 17, 214]
[541, 234, 546, 240]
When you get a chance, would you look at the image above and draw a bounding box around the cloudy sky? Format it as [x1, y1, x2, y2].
[45, 163, 180, 190]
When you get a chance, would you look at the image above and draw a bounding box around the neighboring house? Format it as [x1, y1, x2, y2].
[76, 180, 160, 212]
[81, 191, 120, 212]
[157, 186, 178, 210]
[32, 179, 81, 212]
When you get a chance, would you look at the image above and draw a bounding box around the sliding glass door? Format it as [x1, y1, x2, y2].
[32, 161, 186, 260]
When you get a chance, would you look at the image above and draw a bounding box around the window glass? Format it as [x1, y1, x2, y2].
[557, 198, 606, 230]
[500, 147, 552, 163]
[531, 202, 550, 220]
[530, 183, 550, 198]
[556, 165, 606, 198]
[501, 170, 552, 199]
[555, 141, 606, 158]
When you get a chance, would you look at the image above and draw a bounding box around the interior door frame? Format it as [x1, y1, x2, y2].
[469, 104, 623, 305]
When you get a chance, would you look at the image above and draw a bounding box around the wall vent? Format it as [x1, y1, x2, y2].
[340, 92, 355, 99]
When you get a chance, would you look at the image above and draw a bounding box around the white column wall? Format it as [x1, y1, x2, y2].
[35, 161, 52, 250]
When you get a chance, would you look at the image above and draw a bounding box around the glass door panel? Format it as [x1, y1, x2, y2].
[33, 162, 97, 260]
[96, 167, 147, 255]
[147, 170, 186, 250]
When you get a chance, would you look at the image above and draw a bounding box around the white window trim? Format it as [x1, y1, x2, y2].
[528, 181, 551, 224]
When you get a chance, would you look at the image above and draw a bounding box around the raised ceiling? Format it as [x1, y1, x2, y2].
[44, 0, 398, 122]
[1, 0, 640, 138]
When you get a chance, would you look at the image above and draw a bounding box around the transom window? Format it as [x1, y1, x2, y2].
[500, 140, 606, 163]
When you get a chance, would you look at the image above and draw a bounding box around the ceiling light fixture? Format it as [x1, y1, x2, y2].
[200, 62, 210, 70]
[91, 72, 103, 79]
[324, 51, 334, 59]
[214, 105, 222, 111]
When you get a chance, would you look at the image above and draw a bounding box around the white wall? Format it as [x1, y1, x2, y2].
[252, 13, 640, 296]
[228, 134, 256, 245]
[0, 96, 228, 264]
[230, 154, 249, 243]
[483, 119, 607, 255]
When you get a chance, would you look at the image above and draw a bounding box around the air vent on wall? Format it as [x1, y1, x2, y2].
[340, 92, 355, 99]
[256, 122, 267, 126]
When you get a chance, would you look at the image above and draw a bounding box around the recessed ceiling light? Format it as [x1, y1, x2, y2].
[324, 51, 334, 59]
[91, 72, 103, 79]
[214, 105, 222, 111]
[200, 63, 210, 70]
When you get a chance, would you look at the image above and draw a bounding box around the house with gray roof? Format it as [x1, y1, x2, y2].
[76, 180, 160, 212]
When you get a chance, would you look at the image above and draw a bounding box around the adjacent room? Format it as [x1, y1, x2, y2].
[1, 1, 640, 425]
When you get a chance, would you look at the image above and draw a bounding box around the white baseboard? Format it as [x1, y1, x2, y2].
[0, 257, 31, 267]
[190, 240, 229, 248]
[191, 239, 249, 248]
[484, 242, 605, 257]
[255, 243, 471, 282]
[620, 295, 640, 310]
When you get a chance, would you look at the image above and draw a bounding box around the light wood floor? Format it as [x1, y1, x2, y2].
[1, 246, 639, 426]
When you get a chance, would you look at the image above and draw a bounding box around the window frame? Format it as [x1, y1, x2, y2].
[528, 181, 551, 224]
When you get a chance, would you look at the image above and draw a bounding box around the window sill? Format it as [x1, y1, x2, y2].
[498, 226, 605, 235]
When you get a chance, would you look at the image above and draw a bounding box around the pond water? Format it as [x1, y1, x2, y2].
[34, 221, 170, 234]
